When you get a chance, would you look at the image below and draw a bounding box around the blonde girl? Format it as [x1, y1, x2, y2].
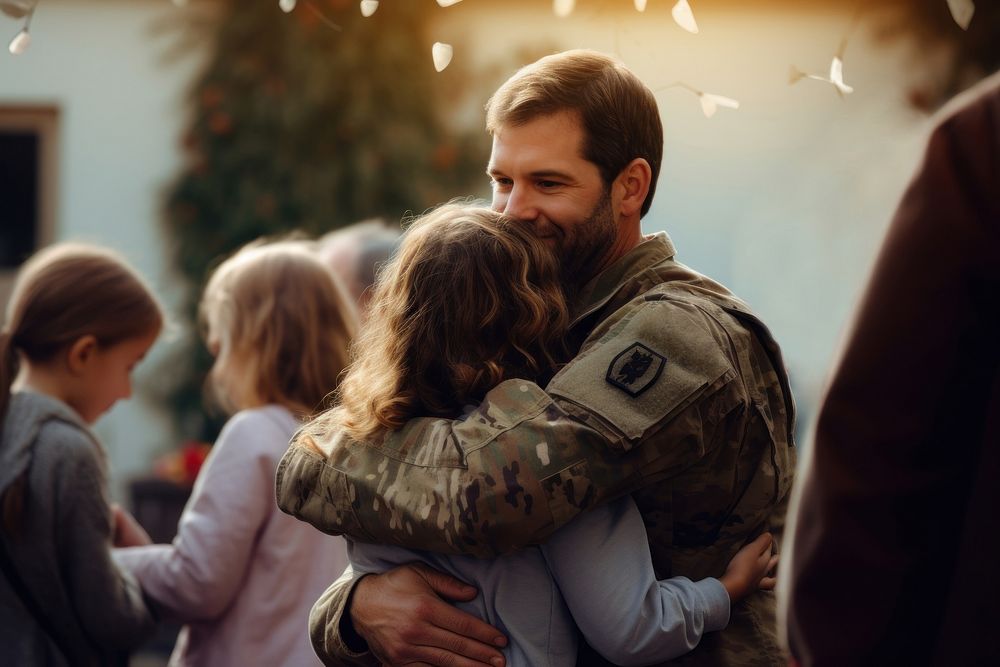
[116, 240, 357, 667]
[296, 204, 776, 667]
[0, 243, 161, 666]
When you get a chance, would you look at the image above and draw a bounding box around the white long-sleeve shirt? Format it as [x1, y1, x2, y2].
[350, 496, 730, 667]
[116, 405, 350, 667]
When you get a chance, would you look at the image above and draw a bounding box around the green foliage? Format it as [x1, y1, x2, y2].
[160, 0, 489, 440]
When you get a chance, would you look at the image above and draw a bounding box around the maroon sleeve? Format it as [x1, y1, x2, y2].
[784, 73, 1000, 666]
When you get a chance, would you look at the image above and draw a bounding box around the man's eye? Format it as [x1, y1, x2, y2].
[538, 180, 562, 189]
[490, 177, 512, 189]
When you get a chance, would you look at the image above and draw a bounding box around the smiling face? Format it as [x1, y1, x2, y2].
[487, 111, 624, 284]
[69, 328, 159, 424]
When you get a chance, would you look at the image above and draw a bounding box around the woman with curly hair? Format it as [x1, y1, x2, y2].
[295, 203, 775, 667]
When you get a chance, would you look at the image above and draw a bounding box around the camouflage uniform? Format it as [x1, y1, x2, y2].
[277, 232, 796, 666]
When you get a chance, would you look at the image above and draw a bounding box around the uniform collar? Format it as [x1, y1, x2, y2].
[570, 232, 676, 327]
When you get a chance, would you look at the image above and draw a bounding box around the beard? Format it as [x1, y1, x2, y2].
[558, 188, 617, 299]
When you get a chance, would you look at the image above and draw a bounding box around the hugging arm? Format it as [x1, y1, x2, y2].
[276, 296, 739, 557]
[309, 562, 506, 667]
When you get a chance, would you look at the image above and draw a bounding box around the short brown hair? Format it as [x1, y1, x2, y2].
[307, 203, 570, 442]
[486, 49, 663, 218]
[200, 240, 357, 417]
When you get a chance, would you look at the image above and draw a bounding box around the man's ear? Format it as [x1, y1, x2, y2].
[614, 158, 653, 218]
[66, 335, 98, 374]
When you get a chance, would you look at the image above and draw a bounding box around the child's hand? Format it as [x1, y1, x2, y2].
[720, 532, 779, 602]
[111, 503, 153, 548]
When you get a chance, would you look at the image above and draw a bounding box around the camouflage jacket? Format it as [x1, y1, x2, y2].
[277, 233, 796, 666]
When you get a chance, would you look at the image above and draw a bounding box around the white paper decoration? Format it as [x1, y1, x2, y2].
[432, 42, 453, 72]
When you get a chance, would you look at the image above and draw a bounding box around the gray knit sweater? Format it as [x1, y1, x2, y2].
[0, 391, 155, 666]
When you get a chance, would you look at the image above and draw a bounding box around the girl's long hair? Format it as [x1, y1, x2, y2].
[199, 240, 357, 417]
[307, 203, 570, 443]
[1, 243, 164, 533]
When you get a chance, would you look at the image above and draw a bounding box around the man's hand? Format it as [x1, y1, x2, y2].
[349, 563, 507, 667]
[720, 533, 779, 602]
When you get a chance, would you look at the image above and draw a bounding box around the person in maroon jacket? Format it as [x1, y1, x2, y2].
[781, 70, 1000, 666]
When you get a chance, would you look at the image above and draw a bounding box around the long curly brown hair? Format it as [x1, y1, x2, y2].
[308, 203, 569, 442]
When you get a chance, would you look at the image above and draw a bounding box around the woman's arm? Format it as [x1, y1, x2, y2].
[541, 497, 730, 666]
[115, 410, 282, 621]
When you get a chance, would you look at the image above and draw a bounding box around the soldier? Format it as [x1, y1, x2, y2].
[277, 49, 795, 667]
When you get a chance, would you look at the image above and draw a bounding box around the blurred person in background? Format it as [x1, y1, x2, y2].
[115, 240, 356, 667]
[319, 218, 401, 320]
[781, 70, 1000, 666]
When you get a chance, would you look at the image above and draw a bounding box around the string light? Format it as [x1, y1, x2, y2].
[5, 0, 979, 112]
[660, 82, 739, 118]
[671, 0, 698, 34]
[432, 41, 453, 72]
[946, 0, 974, 30]
[790, 38, 854, 98]
[554, 0, 574, 19]
[8, 26, 28, 54]
[4, 0, 34, 56]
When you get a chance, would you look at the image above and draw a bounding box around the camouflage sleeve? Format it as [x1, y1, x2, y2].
[277, 295, 738, 557]
[308, 564, 379, 667]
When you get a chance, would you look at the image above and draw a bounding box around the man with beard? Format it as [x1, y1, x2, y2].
[277, 50, 795, 667]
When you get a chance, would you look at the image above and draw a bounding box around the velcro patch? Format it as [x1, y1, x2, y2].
[605, 342, 666, 397]
[547, 295, 735, 447]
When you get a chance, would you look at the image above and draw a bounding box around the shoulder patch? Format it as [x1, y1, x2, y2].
[605, 342, 666, 397]
[548, 296, 735, 447]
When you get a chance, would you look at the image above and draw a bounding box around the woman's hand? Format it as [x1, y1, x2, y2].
[720, 532, 778, 602]
[111, 503, 153, 548]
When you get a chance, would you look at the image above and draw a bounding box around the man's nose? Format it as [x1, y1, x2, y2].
[496, 185, 538, 221]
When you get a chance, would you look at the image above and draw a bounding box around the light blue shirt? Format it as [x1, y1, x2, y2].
[349, 496, 730, 667]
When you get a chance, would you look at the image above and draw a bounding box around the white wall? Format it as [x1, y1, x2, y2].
[0, 0, 207, 499]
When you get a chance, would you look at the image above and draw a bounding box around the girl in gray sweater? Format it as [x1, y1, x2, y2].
[0, 243, 162, 666]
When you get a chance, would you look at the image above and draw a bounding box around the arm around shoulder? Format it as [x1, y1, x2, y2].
[280, 297, 745, 557]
